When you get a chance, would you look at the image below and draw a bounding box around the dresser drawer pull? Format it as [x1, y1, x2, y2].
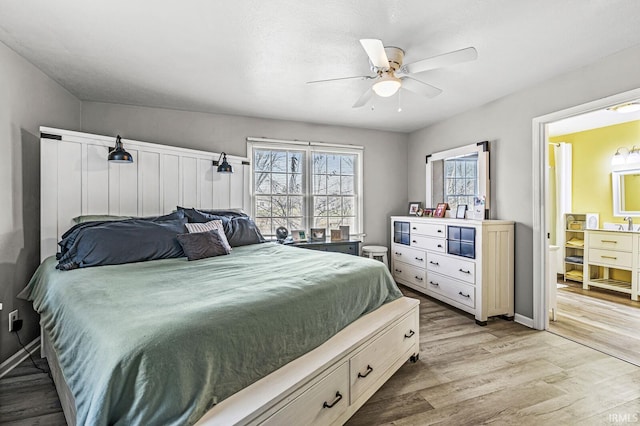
[404, 330, 415, 339]
[600, 255, 617, 260]
[458, 291, 471, 298]
[395, 252, 402, 256]
[414, 276, 423, 281]
[415, 257, 424, 262]
[429, 281, 439, 286]
[357, 365, 374, 378]
[395, 268, 402, 273]
[437, 229, 443, 233]
[429, 261, 439, 266]
[600, 240, 618, 244]
[412, 240, 417, 243]
[323, 391, 343, 409]
[412, 227, 417, 230]
[459, 268, 471, 274]
[437, 244, 443, 248]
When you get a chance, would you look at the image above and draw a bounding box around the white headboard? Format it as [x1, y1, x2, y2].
[40, 126, 250, 261]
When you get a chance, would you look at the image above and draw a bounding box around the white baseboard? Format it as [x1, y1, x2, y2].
[514, 313, 534, 328]
[0, 337, 41, 379]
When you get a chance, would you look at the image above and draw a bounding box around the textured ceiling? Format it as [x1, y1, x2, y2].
[1, 0, 640, 133]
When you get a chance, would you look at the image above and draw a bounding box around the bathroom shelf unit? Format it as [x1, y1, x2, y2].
[563, 213, 586, 283]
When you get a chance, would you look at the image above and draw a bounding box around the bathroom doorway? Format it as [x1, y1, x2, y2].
[533, 88, 640, 366]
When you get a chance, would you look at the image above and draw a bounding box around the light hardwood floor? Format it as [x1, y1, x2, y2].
[2, 287, 639, 425]
[548, 281, 640, 367]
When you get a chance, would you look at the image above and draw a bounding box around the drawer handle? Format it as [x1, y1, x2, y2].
[600, 255, 617, 260]
[323, 391, 343, 409]
[437, 229, 442, 233]
[415, 257, 424, 262]
[412, 240, 417, 243]
[395, 252, 402, 256]
[404, 330, 415, 338]
[412, 227, 417, 230]
[429, 281, 439, 286]
[357, 365, 374, 378]
[459, 268, 471, 274]
[395, 268, 402, 273]
[414, 276, 423, 281]
[458, 291, 471, 298]
[437, 244, 442, 248]
[601, 240, 618, 243]
[429, 261, 439, 266]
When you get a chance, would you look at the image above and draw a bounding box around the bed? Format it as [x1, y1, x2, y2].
[26, 127, 420, 425]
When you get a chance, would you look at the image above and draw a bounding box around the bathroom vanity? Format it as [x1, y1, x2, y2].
[583, 229, 640, 301]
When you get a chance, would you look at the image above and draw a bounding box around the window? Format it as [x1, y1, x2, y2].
[248, 140, 362, 238]
[444, 154, 477, 211]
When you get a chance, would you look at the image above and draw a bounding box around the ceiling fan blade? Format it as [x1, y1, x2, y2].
[403, 47, 477, 74]
[307, 75, 373, 84]
[401, 76, 443, 98]
[352, 88, 373, 108]
[359, 39, 390, 69]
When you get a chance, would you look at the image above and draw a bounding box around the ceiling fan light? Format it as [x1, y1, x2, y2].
[372, 74, 401, 97]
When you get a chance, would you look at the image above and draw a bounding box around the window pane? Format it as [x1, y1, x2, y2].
[328, 197, 341, 216]
[273, 217, 287, 232]
[255, 172, 271, 194]
[289, 196, 303, 216]
[272, 196, 287, 217]
[328, 217, 343, 228]
[314, 196, 328, 217]
[272, 173, 287, 194]
[254, 150, 272, 172]
[455, 161, 464, 177]
[271, 151, 287, 173]
[288, 152, 303, 173]
[255, 218, 271, 235]
[314, 216, 327, 228]
[327, 155, 340, 175]
[255, 196, 271, 217]
[327, 175, 341, 195]
[445, 178, 456, 194]
[288, 217, 303, 230]
[456, 179, 465, 195]
[288, 173, 302, 194]
[445, 161, 455, 177]
[343, 197, 354, 216]
[313, 154, 326, 174]
[313, 174, 327, 194]
[341, 156, 355, 175]
[341, 176, 354, 195]
[466, 160, 476, 177]
[465, 179, 476, 195]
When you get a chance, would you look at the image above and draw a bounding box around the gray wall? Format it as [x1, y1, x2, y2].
[81, 102, 410, 250]
[0, 42, 81, 363]
[408, 44, 640, 319]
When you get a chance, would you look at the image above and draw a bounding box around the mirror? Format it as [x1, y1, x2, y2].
[426, 141, 490, 218]
[612, 168, 640, 216]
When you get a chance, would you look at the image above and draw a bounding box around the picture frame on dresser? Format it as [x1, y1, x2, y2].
[408, 201, 422, 215]
[310, 228, 326, 241]
[291, 230, 306, 242]
[456, 204, 467, 219]
[434, 203, 448, 218]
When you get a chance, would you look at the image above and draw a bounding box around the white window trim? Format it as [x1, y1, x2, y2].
[247, 137, 364, 237]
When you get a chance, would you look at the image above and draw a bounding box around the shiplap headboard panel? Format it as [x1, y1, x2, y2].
[40, 126, 250, 261]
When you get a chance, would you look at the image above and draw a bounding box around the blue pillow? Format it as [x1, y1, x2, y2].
[56, 218, 187, 270]
[224, 216, 266, 247]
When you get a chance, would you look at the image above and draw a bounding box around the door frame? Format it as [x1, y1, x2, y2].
[532, 87, 640, 330]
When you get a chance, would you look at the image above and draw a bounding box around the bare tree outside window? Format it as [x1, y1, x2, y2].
[444, 156, 477, 211]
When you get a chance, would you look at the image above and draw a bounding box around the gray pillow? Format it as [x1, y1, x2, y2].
[56, 218, 187, 270]
[177, 229, 231, 261]
[224, 216, 266, 247]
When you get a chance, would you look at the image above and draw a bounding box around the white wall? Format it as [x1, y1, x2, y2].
[81, 102, 410, 248]
[0, 42, 81, 363]
[408, 44, 640, 319]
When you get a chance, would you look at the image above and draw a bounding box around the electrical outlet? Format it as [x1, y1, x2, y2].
[8, 310, 18, 332]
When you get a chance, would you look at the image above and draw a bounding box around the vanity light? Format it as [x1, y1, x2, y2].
[626, 146, 640, 166]
[611, 147, 628, 166]
[213, 152, 233, 173]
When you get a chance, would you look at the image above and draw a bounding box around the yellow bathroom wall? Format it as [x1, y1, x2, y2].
[550, 119, 640, 226]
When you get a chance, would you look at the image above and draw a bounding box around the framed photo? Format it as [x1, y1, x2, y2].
[330, 229, 342, 241]
[434, 203, 448, 218]
[291, 229, 306, 242]
[310, 228, 326, 241]
[456, 204, 468, 219]
[408, 201, 422, 215]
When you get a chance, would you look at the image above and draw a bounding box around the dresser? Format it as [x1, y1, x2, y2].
[583, 230, 639, 301]
[390, 216, 514, 325]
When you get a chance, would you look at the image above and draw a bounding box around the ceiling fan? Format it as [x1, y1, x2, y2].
[307, 39, 477, 108]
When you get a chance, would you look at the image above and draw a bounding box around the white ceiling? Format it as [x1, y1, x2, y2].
[1, 0, 640, 133]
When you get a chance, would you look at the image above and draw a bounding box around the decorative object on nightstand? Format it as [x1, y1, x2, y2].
[291, 230, 306, 242]
[275, 226, 289, 243]
[456, 204, 467, 219]
[340, 225, 350, 240]
[310, 228, 326, 241]
[362, 245, 389, 268]
[330, 229, 342, 241]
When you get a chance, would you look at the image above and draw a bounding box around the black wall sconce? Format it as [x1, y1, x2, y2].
[213, 152, 233, 173]
[108, 135, 134, 163]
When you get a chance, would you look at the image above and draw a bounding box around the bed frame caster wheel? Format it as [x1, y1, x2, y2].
[409, 353, 419, 363]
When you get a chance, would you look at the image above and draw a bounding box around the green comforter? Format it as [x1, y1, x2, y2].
[20, 243, 402, 425]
